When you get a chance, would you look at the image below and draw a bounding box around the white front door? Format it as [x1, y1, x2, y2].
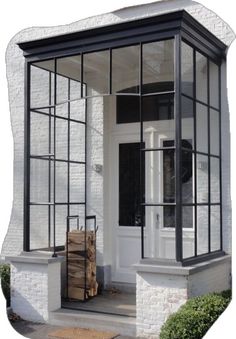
[110, 121, 194, 283]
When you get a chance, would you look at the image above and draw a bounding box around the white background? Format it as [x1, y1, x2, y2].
[0, 1, 235, 338]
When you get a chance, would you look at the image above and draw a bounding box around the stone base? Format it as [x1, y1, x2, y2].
[7, 252, 64, 322]
[134, 255, 231, 338]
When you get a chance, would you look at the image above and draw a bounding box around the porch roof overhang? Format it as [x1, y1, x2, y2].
[18, 10, 227, 62]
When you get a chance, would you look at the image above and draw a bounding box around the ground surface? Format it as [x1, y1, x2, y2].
[10, 319, 136, 339]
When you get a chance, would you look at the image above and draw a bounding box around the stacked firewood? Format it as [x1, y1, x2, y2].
[66, 230, 98, 300]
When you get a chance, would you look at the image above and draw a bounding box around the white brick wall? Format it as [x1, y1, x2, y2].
[10, 256, 62, 322]
[136, 256, 231, 338]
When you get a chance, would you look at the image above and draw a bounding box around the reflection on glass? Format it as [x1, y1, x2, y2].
[183, 206, 194, 259]
[119, 142, 145, 226]
[70, 163, 85, 203]
[70, 122, 85, 163]
[30, 112, 51, 155]
[196, 104, 208, 153]
[143, 39, 174, 93]
[181, 96, 194, 149]
[181, 141, 193, 203]
[116, 93, 174, 124]
[56, 118, 68, 160]
[57, 55, 81, 102]
[112, 45, 140, 94]
[30, 159, 49, 203]
[31, 60, 54, 108]
[55, 161, 67, 202]
[181, 41, 194, 97]
[197, 154, 208, 203]
[211, 157, 220, 203]
[83, 50, 109, 96]
[209, 61, 219, 109]
[55, 205, 67, 247]
[197, 205, 208, 255]
[210, 109, 220, 155]
[211, 205, 221, 251]
[30, 206, 49, 250]
[196, 52, 207, 103]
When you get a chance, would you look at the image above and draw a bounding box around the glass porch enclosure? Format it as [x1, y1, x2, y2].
[21, 10, 225, 265]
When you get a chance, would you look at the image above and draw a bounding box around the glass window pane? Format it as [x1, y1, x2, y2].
[143, 39, 174, 94]
[211, 157, 220, 203]
[181, 41, 194, 97]
[70, 98, 86, 122]
[119, 142, 145, 226]
[30, 159, 49, 203]
[55, 205, 67, 247]
[55, 161, 67, 202]
[30, 111, 53, 155]
[196, 104, 208, 153]
[31, 60, 54, 108]
[181, 148, 193, 203]
[56, 74, 68, 104]
[197, 154, 208, 203]
[209, 61, 219, 109]
[197, 205, 208, 255]
[57, 55, 81, 101]
[70, 163, 85, 203]
[183, 206, 194, 259]
[196, 52, 208, 104]
[83, 50, 109, 96]
[30, 205, 49, 250]
[112, 45, 140, 94]
[70, 122, 85, 163]
[181, 96, 194, 149]
[210, 109, 220, 155]
[211, 205, 221, 252]
[56, 118, 68, 160]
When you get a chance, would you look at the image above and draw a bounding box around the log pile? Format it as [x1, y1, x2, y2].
[66, 230, 98, 300]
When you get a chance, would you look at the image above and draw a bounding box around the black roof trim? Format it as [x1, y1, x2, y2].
[18, 10, 226, 59]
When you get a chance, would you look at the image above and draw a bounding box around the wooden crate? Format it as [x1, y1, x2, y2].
[66, 230, 98, 300]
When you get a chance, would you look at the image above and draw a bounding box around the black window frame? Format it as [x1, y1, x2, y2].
[20, 10, 226, 265]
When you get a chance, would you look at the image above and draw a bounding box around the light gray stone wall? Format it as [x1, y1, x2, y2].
[10, 254, 62, 322]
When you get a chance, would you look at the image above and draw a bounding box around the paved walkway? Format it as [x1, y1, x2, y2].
[10, 319, 135, 339]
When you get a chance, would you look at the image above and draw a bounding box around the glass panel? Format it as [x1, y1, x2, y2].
[144, 206, 175, 259]
[143, 39, 174, 94]
[196, 104, 208, 153]
[70, 163, 85, 203]
[181, 147, 193, 203]
[163, 143, 175, 206]
[56, 102, 68, 118]
[70, 98, 86, 122]
[83, 50, 109, 96]
[112, 45, 140, 94]
[119, 142, 145, 226]
[211, 157, 220, 203]
[30, 205, 49, 250]
[197, 154, 208, 203]
[30, 159, 49, 203]
[30, 60, 54, 108]
[196, 52, 208, 104]
[69, 204, 86, 231]
[181, 41, 194, 97]
[57, 55, 81, 101]
[30, 112, 53, 155]
[210, 109, 220, 156]
[181, 96, 194, 149]
[70, 122, 85, 163]
[211, 205, 221, 251]
[55, 161, 67, 202]
[197, 205, 208, 255]
[116, 94, 174, 124]
[56, 74, 68, 104]
[56, 118, 68, 160]
[183, 206, 194, 259]
[209, 61, 219, 109]
[55, 205, 67, 247]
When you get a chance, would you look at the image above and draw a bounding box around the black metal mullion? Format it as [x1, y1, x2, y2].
[175, 34, 183, 262]
[23, 61, 31, 252]
[207, 58, 211, 253]
[219, 64, 223, 251]
[52, 58, 57, 257]
[67, 79, 70, 220]
[48, 71, 52, 249]
[84, 76, 88, 300]
[193, 49, 197, 257]
[109, 48, 112, 94]
[139, 42, 145, 259]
